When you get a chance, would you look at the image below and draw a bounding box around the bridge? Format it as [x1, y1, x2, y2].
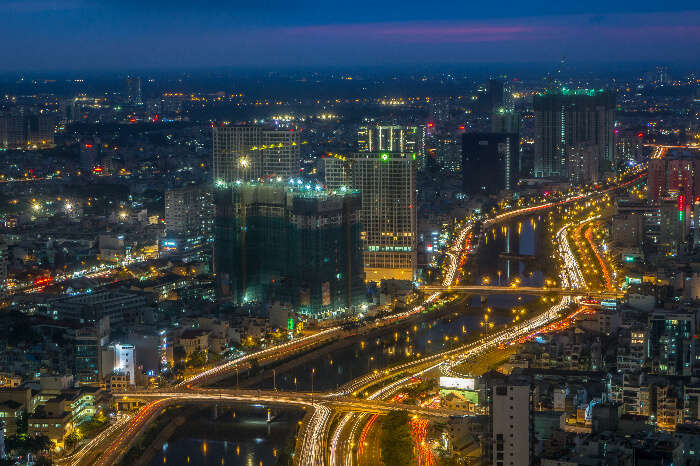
[116, 389, 465, 418]
[419, 284, 623, 300]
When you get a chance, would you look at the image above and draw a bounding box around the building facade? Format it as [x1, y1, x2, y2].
[325, 152, 417, 282]
[492, 382, 533, 466]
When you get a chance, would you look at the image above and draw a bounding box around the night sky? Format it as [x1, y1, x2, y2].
[2, 0, 700, 70]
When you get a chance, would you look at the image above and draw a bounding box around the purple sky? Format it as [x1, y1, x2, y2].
[1, 1, 699, 70]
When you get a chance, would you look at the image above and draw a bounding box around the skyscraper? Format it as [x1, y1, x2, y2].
[325, 152, 417, 282]
[462, 133, 519, 195]
[212, 125, 299, 183]
[125, 76, 142, 105]
[533, 89, 615, 178]
[214, 180, 365, 315]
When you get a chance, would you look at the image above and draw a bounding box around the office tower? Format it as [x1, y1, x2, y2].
[325, 152, 417, 282]
[462, 133, 519, 195]
[492, 381, 533, 466]
[212, 125, 299, 183]
[568, 143, 600, 186]
[648, 310, 696, 376]
[533, 89, 615, 178]
[163, 184, 213, 256]
[357, 124, 425, 167]
[125, 75, 142, 105]
[214, 180, 365, 315]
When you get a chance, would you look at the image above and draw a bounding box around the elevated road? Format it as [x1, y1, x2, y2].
[418, 284, 623, 299]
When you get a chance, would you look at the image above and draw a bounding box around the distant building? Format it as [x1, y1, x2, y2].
[50, 290, 149, 326]
[534, 89, 615, 178]
[100, 343, 135, 385]
[648, 309, 696, 377]
[125, 75, 142, 105]
[212, 125, 299, 182]
[0, 107, 57, 149]
[214, 180, 365, 316]
[325, 152, 417, 282]
[648, 146, 700, 204]
[462, 133, 519, 195]
[163, 184, 212, 257]
[567, 143, 600, 186]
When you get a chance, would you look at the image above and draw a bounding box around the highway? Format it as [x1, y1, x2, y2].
[418, 284, 622, 298]
[80, 170, 645, 466]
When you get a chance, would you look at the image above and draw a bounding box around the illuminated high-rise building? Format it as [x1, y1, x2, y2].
[325, 152, 417, 282]
[533, 89, 615, 178]
[212, 125, 299, 183]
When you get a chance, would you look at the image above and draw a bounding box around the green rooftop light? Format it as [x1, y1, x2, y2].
[380, 153, 389, 162]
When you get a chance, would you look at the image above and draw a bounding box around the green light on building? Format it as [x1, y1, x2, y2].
[288, 318, 294, 331]
[624, 256, 635, 263]
[380, 153, 389, 162]
[412, 153, 416, 160]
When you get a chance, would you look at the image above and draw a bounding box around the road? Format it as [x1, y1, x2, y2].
[81, 170, 645, 466]
[418, 284, 622, 298]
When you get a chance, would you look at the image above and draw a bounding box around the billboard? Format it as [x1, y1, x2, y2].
[439, 376, 475, 391]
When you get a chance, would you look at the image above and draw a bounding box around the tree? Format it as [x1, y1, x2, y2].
[187, 350, 208, 368]
[16, 409, 28, 435]
[380, 411, 414, 466]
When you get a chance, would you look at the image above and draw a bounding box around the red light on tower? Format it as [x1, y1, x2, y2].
[427, 122, 434, 128]
[458, 125, 465, 130]
[679, 195, 685, 211]
[637, 131, 644, 138]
